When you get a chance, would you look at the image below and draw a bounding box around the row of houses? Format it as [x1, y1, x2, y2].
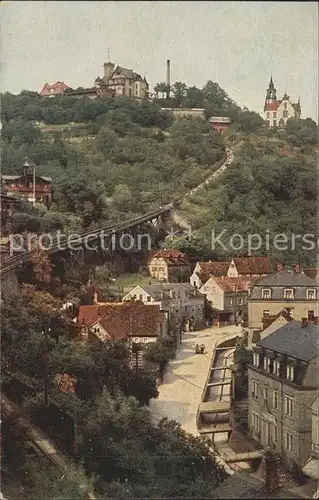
[147, 250, 318, 329]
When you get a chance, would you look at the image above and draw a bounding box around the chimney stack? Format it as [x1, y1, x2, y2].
[166, 59, 171, 98]
[293, 264, 300, 273]
[301, 317, 308, 328]
[276, 262, 283, 272]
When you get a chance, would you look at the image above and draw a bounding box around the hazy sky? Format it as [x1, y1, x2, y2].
[1, 1, 318, 120]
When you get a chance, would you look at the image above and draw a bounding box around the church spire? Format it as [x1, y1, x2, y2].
[266, 76, 277, 101]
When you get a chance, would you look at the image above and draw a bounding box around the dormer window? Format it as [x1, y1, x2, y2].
[262, 289, 271, 299]
[284, 289, 294, 299]
[287, 365, 294, 382]
[273, 360, 280, 376]
[264, 357, 271, 372]
[307, 289, 316, 300]
[253, 353, 260, 367]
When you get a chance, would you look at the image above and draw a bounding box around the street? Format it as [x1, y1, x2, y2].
[149, 325, 241, 436]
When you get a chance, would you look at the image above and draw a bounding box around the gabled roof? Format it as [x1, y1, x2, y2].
[197, 261, 229, 277]
[211, 277, 250, 293]
[78, 301, 163, 339]
[256, 320, 318, 361]
[111, 66, 143, 81]
[232, 256, 273, 275]
[253, 269, 317, 287]
[150, 250, 190, 266]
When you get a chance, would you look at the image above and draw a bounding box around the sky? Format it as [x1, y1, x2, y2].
[1, 1, 318, 120]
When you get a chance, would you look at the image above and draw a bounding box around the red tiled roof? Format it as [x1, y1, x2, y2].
[150, 250, 190, 267]
[40, 81, 71, 95]
[264, 100, 281, 112]
[213, 277, 250, 293]
[78, 301, 163, 340]
[302, 268, 318, 280]
[232, 257, 273, 275]
[198, 261, 229, 277]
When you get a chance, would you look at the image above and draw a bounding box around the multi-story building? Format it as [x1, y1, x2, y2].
[248, 318, 318, 468]
[263, 77, 301, 128]
[148, 250, 191, 283]
[248, 264, 318, 331]
[199, 276, 249, 326]
[95, 61, 149, 100]
[122, 283, 205, 331]
[40, 81, 72, 97]
[1, 161, 52, 207]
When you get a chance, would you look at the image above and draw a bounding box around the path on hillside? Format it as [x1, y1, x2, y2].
[172, 145, 234, 229]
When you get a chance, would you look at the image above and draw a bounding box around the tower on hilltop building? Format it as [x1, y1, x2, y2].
[264, 76, 301, 128]
[265, 76, 277, 103]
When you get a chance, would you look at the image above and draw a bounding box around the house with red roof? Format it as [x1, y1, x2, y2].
[76, 301, 168, 346]
[191, 256, 273, 289]
[40, 81, 72, 97]
[263, 77, 301, 128]
[148, 250, 191, 283]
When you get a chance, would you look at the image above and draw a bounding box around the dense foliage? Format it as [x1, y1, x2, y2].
[1, 287, 228, 498]
[1, 89, 228, 231]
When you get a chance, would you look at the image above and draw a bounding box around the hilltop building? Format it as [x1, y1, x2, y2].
[94, 61, 149, 100]
[209, 116, 231, 134]
[40, 81, 72, 97]
[264, 77, 301, 128]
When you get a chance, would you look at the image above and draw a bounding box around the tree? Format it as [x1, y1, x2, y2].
[144, 338, 176, 380]
[172, 81, 188, 107]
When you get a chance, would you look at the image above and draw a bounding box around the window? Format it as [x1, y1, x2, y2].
[229, 298, 233, 306]
[262, 289, 271, 299]
[285, 432, 293, 451]
[264, 386, 269, 400]
[284, 395, 293, 416]
[284, 289, 294, 299]
[264, 357, 271, 372]
[253, 353, 260, 367]
[172, 292, 176, 299]
[273, 425, 278, 443]
[273, 390, 278, 409]
[273, 112, 277, 118]
[133, 294, 137, 299]
[253, 380, 259, 399]
[147, 296, 151, 302]
[139, 295, 143, 301]
[273, 361, 280, 376]
[238, 298, 243, 305]
[252, 412, 260, 431]
[287, 365, 294, 382]
[284, 102, 287, 109]
[283, 110, 288, 118]
[307, 289, 316, 300]
[266, 112, 270, 118]
[263, 310, 270, 317]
